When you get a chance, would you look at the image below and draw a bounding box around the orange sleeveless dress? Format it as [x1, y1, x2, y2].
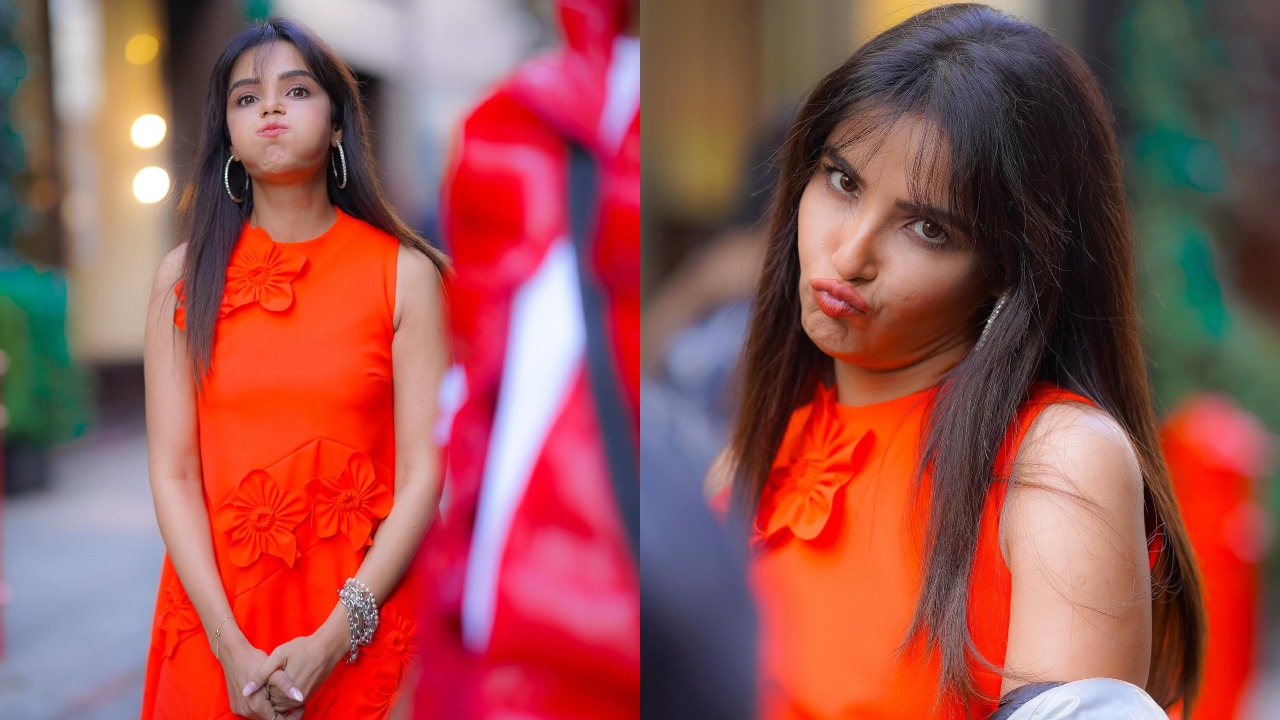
[751, 380, 1139, 719]
[141, 208, 421, 719]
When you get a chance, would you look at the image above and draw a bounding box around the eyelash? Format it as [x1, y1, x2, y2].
[820, 162, 951, 249]
[234, 85, 311, 106]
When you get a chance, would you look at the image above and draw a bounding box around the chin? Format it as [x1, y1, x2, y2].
[802, 315, 863, 360]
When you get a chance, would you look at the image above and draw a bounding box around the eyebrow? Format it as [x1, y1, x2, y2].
[229, 69, 318, 94]
[821, 148, 967, 233]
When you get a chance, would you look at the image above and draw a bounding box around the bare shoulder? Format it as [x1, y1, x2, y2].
[1011, 401, 1144, 505]
[397, 243, 444, 295]
[153, 242, 188, 290]
[395, 243, 444, 328]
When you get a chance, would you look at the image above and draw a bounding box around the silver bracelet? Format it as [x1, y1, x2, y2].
[337, 578, 379, 662]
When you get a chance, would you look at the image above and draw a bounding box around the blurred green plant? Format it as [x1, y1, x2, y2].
[0, 261, 89, 448]
[0, 0, 89, 455]
[242, 0, 273, 22]
[1121, 0, 1280, 574]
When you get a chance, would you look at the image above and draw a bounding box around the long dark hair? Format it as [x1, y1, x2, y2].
[729, 3, 1204, 713]
[175, 17, 450, 379]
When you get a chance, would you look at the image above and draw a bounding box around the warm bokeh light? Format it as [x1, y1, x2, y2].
[130, 114, 166, 148]
[125, 34, 159, 65]
[132, 166, 170, 204]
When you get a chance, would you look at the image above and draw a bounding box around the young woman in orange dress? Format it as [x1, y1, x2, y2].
[141, 18, 450, 720]
[710, 5, 1206, 718]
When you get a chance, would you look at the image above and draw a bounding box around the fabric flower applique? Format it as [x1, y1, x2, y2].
[356, 609, 416, 717]
[365, 607, 416, 671]
[157, 581, 201, 658]
[754, 384, 876, 545]
[310, 452, 394, 550]
[214, 468, 308, 567]
[222, 231, 307, 317]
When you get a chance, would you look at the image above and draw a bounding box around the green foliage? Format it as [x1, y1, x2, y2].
[1121, 0, 1280, 580]
[0, 262, 90, 447]
[241, 0, 273, 22]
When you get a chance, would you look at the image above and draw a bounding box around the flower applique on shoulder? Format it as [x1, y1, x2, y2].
[754, 384, 876, 546]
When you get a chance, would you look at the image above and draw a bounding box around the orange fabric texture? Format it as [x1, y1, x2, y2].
[141, 209, 421, 719]
[752, 381, 1102, 719]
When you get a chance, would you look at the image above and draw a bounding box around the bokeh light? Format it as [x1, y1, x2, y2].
[125, 34, 159, 65]
[132, 166, 169, 203]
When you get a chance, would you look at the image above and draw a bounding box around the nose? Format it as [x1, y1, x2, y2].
[260, 94, 284, 117]
[830, 211, 879, 282]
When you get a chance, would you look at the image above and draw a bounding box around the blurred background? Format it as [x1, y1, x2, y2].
[0, 0, 559, 716]
[642, 0, 1280, 717]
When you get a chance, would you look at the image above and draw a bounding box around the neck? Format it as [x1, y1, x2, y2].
[248, 174, 336, 243]
[831, 339, 971, 407]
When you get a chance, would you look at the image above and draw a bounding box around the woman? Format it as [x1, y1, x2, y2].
[714, 4, 1205, 718]
[141, 18, 449, 720]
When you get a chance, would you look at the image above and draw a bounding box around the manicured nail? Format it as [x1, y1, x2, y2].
[290, 688, 304, 702]
[242, 681, 257, 696]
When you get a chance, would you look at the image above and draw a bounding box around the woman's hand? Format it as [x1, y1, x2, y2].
[218, 624, 294, 719]
[247, 609, 351, 715]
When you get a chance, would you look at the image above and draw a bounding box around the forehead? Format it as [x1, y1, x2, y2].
[228, 41, 309, 81]
[824, 111, 952, 204]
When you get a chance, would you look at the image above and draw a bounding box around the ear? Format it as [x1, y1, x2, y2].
[332, 127, 343, 146]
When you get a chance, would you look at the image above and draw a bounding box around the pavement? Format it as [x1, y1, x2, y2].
[0, 422, 161, 720]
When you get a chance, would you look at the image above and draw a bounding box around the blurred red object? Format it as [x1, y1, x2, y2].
[415, 0, 639, 717]
[1161, 393, 1275, 720]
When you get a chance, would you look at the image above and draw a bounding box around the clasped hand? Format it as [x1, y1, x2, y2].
[218, 621, 346, 719]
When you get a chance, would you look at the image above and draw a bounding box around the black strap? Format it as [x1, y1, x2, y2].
[566, 142, 639, 560]
[989, 682, 1066, 719]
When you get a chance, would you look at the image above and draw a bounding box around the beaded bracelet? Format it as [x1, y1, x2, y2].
[338, 578, 379, 662]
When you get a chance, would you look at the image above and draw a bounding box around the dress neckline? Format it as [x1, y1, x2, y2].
[827, 381, 940, 422]
[243, 207, 350, 248]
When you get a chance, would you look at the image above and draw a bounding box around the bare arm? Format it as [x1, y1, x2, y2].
[999, 402, 1153, 697]
[145, 245, 279, 718]
[145, 244, 235, 641]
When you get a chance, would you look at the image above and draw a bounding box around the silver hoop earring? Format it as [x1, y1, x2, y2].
[975, 291, 1009, 352]
[331, 142, 348, 189]
[224, 155, 248, 203]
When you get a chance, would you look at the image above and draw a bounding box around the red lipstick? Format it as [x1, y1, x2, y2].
[810, 278, 870, 318]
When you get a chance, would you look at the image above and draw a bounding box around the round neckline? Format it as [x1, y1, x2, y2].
[245, 207, 349, 248]
[828, 381, 940, 419]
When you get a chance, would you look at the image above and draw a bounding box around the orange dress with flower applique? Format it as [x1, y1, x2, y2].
[141, 208, 423, 719]
[750, 381, 1163, 719]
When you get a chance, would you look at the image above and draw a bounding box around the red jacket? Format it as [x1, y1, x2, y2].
[416, 1, 639, 717]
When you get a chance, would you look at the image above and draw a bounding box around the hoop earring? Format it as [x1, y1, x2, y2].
[331, 142, 348, 189]
[224, 155, 249, 203]
[974, 291, 1009, 352]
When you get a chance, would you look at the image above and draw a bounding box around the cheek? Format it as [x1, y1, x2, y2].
[886, 257, 986, 326]
[795, 182, 831, 279]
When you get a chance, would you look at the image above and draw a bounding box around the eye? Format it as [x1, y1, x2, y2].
[234, 94, 257, 106]
[908, 219, 949, 245]
[287, 85, 311, 98]
[825, 167, 856, 194]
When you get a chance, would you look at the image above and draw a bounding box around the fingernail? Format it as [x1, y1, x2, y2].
[290, 688, 304, 702]
[242, 681, 257, 696]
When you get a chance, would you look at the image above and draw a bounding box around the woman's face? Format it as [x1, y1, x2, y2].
[796, 114, 994, 369]
[226, 41, 339, 185]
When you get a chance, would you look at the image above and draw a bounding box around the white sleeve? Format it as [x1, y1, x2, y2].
[1003, 678, 1169, 719]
